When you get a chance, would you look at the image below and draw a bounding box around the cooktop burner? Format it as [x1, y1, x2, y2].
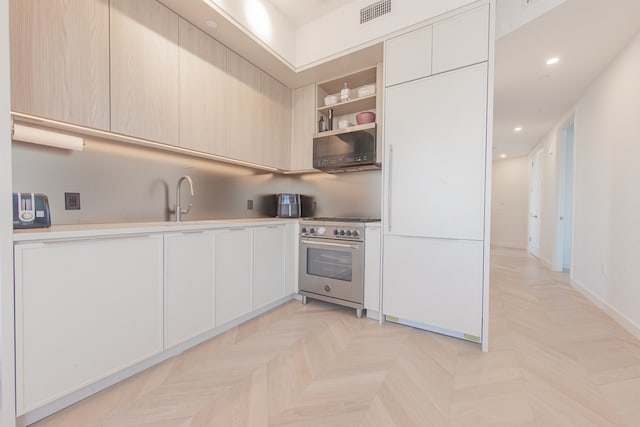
[304, 217, 381, 223]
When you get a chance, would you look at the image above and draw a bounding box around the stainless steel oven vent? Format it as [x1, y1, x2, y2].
[360, 0, 391, 24]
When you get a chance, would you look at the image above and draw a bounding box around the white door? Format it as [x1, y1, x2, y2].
[215, 228, 253, 326]
[385, 63, 488, 240]
[165, 231, 215, 348]
[529, 150, 543, 258]
[15, 235, 163, 414]
[253, 226, 286, 309]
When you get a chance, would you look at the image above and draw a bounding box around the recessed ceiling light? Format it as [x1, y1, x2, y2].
[514, 127, 523, 132]
[500, 154, 507, 159]
[546, 57, 560, 65]
[205, 19, 218, 29]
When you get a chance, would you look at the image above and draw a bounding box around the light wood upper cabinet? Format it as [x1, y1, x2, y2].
[261, 74, 292, 169]
[10, 0, 110, 130]
[291, 84, 316, 171]
[226, 50, 262, 163]
[384, 26, 432, 87]
[432, 5, 489, 74]
[178, 18, 227, 155]
[110, 0, 179, 145]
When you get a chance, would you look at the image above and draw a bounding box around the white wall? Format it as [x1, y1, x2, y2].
[571, 31, 640, 334]
[491, 156, 529, 249]
[0, 0, 16, 424]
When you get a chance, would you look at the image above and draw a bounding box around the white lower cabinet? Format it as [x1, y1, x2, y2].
[14, 222, 297, 418]
[164, 231, 215, 348]
[253, 225, 286, 309]
[14, 235, 164, 415]
[383, 236, 483, 339]
[364, 225, 382, 312]
[215, 228, 253, 326]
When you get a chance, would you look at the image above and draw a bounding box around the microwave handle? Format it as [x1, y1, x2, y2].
[387, 144, 393, 233]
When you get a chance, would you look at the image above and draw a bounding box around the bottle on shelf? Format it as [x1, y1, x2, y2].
[318, 116, 326, 132]
[340, 82, 351, 102]
[328, 108, 334, 131]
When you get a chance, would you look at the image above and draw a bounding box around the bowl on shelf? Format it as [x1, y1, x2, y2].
[324, 95, 338, 106]
[355, 111, 376, 125]
[357, 85, 376, 97]
[338, 119, 351, 129]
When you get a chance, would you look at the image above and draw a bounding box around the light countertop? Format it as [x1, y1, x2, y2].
[13, 218, 298, 243]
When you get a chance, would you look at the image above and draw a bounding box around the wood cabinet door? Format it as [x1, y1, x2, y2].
[110, 0, 179, 145]
[261, 74, 292, 169]
[14, 236, 163, 415]
[178, 18, 227, 155]
[385, 63, 488, 241]
[432, 5, 489, 74]
[10, 0, 110, 129]
[291, 84, 316, 171]
[253, 226, 286, 309]
[226, 50, 262, 164]
[215, 228, 253, 326]
[164, 231, 215, 348]
[384, 25, 432, 87]
[383, 235, 483, 338]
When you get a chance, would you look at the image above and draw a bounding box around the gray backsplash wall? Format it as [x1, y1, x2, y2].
[12, 138, 381, 225]
[285, 170, 381, 219]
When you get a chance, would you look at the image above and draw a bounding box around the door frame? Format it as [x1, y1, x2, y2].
[552, 118, 575, 272]
[528, 149, 543, 258]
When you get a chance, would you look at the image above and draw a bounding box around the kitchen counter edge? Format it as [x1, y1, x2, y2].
[13, 218, 299, 243]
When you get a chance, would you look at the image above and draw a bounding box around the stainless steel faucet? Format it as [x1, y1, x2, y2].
[175, 176, 194, 222]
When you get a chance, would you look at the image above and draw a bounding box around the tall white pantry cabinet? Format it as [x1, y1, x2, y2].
[382, 3, 494, 350]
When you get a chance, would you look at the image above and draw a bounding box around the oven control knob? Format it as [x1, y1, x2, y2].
[324, 285, 331, 293]
[301, 227, 307, 234]
[309, 228, 315, 234]
[333, 229, 339, 236]
[352, 230, 360, 237]
[339, 230, 345, 236]
[346, 230, 352, 236]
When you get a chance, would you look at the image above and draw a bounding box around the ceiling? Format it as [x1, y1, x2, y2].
[493, 0, 640, 159]
[269, 0, 355, 27]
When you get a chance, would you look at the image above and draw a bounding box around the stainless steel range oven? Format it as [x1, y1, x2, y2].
[298, 218, 379, 318]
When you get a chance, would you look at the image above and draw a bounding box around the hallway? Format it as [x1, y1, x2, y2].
[31, 248, 640, 426]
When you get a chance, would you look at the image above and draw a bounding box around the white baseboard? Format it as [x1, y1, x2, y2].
[570, 279, 640, 340]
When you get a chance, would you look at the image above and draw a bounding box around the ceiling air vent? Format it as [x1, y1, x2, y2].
[360, 0, 391, 25]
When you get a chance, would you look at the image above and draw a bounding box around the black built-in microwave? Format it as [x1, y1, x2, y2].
[312, 125, 378, 172]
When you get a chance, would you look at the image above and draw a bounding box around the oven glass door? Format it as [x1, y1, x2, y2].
[299, 238, 364, 304]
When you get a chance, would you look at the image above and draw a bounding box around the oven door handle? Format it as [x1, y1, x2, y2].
[301, 239, 360, 250]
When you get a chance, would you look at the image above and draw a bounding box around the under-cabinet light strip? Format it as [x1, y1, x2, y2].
[10, 112, 284, 173]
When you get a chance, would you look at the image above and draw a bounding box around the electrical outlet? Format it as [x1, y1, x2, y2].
[65, 192, 81, 210]
[247, 199, 253, 210]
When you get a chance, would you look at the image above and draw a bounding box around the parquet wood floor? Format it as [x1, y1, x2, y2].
[33, 248, 640, 426]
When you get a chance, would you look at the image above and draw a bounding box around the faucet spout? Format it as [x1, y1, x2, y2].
[175, 176, 194, 222]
